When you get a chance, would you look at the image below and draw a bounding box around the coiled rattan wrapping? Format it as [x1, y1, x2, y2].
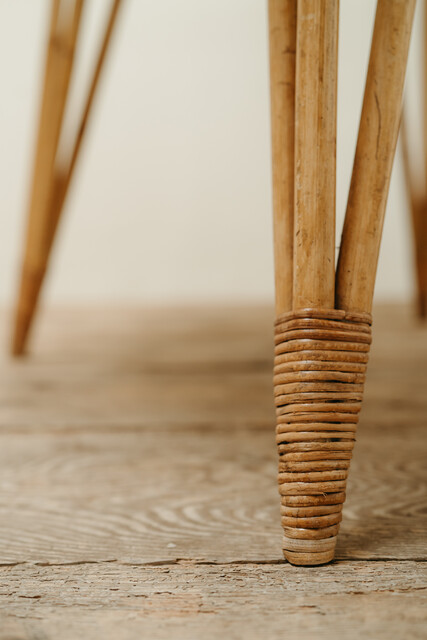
[274, 308, 372, 565]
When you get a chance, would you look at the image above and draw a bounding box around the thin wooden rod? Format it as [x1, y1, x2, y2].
[269, 0, 296, 316]
[401, 110, 427, 316]
[12, 0, 85, 355]
[293, 0, 338, 311]
[401, 110, 423, 244]
[335, 0, 416, 314]
[47, 0, 124, 252]
[415, 0, 427, 317]
[424, 0, 427, 194]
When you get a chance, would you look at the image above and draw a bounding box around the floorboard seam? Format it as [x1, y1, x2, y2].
[1, 558, 426, 569]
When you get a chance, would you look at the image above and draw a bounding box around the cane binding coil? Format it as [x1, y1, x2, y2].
[274, 308, 372, 565]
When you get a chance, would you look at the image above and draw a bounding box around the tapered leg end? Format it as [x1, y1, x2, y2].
[12, 313, 30, 356]
[11, 266, 45, 356]
[284, 549, 336, 566]
[274, 308, 372, 566]
[283, 535, 337, 566]
[417, 293, 427, 319]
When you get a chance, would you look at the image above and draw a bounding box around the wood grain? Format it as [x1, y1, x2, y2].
[336, 0, 416, 313]
[0, 563, 426, 640]
[293, 0, 338, 309]
[268, 0, 296, 315]
[0, 304, 425, 636]
[0, 422, 425, 565]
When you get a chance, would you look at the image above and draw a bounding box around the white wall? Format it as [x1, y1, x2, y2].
[0, 0, 421, 304]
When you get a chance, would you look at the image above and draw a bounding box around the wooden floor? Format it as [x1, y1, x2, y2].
[0, 304, 426, 639]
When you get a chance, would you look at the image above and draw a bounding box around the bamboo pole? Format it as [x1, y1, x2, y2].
[292, 0, 339, 311]
[401, 110, 427, 317]
[12, 0, 123, 355]
[415, 0, 427, 317]
[424, 0, 427, 196]
[12, 0, 85, 355]
[269, 0, 296, 316]
[46, 0, 123, 253]
[335, 0, 416, 313]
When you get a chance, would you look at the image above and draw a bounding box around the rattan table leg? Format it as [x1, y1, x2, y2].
[269, 0, 415, 565]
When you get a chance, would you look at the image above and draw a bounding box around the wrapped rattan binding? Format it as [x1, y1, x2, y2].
[274, 308, 372, 565]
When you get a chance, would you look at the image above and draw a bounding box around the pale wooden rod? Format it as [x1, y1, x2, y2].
[335, 0, 416, 314]
[12, 0, 85, 355]
[292, 0, 338, 311]
[401, 111, 427, 317]
[414, 0, 427, 316]
[424, 0, 427, 193]
[47, 0, 124, 252]
[400, 0, 427, 318]
[268, 0, 296, 316]
[12, 0, 123, 355]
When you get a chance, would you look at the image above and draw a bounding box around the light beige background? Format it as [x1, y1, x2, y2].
[0, 0, 423, 304]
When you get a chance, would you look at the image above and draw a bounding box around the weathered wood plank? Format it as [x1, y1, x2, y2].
[0, 305, 426, 636]
[0, 305, 426, 432]
[0, 307, 275, 430]
[0, 305, 426, 568]
[0, 562, 426, 640]
[0, 369, 274, 430]
[0, 422, 425, 564]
